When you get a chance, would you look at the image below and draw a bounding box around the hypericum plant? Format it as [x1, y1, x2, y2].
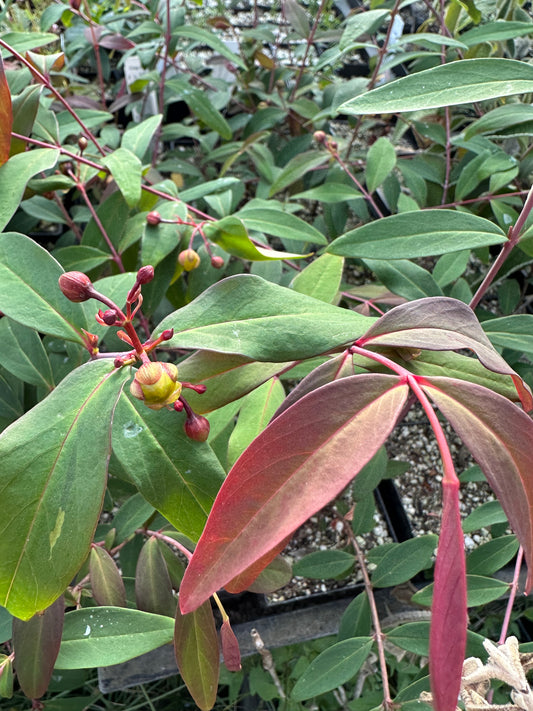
[3, 0, 533, 709]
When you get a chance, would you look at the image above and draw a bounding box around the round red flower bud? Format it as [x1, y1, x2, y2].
[70, 0, 81, 9]
[146, 211, 161, 226]
[58, 271, 94, 302]
[313, 130, 327, 144]
[161, 329, 174, 340]
[184, 412, 210, 442]
[178, 249, 201, 272]
[211, 255, 224, 269]
[102, 309, 117, 325]
[137, 265, 155, 284]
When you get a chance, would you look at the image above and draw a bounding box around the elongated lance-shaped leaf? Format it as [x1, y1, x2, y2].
[430, 479, 467, 711]
[0, 55, 12, 165]
[179, 374, 408, 613]
[178, 351, 295, 414]
[0, 232, 88, 343]
[89, 546, 126, 608]
[420, 377, 533, 592]
[358, 297, 532, 410]
[327, 210, 505, 260]
[156, 275, 373, 361]
[12, 597, 64, 699]
[0, 149, 59, 231]
[135, 537, 176, 618]
[112, 393, 225, 541]
[0, 360, 127, 619]
[55, 607, 175, 669]
[338, 58, 533, 115]
[174, 600, 220, 711]
[273, 352, 355, 419]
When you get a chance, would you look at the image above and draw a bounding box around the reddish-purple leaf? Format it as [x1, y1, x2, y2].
[224, 536, 291, 594]
[420, 377, 533, 592]
[0, 56, 12, 165]
[429, 479, 467, 711]
[12, 597, 64, 699]
[174, 600, 219, 711]
[273, 352, 355, 419]
[358, 297, 532, 411]
[220, 619, 241, 671]
[179, 374, 408, 613]
[99, 34, 136, 50]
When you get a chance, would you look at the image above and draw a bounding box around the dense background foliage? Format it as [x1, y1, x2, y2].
[2, 0, 533, 709]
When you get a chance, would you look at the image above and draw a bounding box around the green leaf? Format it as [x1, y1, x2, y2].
[371, 535, 438, 587]
[482, 315, 533, 358]
[432, 250, 470, 287]
[0, 361, 127, 619]
[156, 275, 373, 361]
[0, 317, 54, 389]
[112, 393, 225, 541]
[386, 622, 430, 655]
[460, 21, 533, 46]
[290, 183, 363, 203]
[327, 210, 505, 259]
[293, 550, 356, 579]
[0, 148, 59, 230]
[112, 492, 155, 543]
[462, 500, 507, 533]
[174, 601, 219, 711]
[101, 147, 142, 208]
[178, 351, 293, 414]
[464, 104, 533, 140]
[290, 253, 344, 303]
[122, 114, 162, 160]
[53, 245, 113, 273]
[412, 575, 509, 607]
[0, 31, 59, 53]
[291, 638, 373, 701]
[203, 216, 310, 261]
[166, 78, 231, 140]
[339, 59, 533, 114]
[55, 607, 174, 669]
[172, 26, 246, 69]
[466, 535, 519, 576]
[365, 138, 396, 193]
[364, 259, 443, 299]
[337, 592, 371, 641]
[236, 206, 327, 245]
[268, 151, 329, 196]
[0, 232, 87, 343]
[227, 378, 285, 468]
[135, 537, 176, 617]
[340, 10, 389, 49]
[89, 546, 126, 608]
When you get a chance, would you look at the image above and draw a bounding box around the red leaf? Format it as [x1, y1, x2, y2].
[358, 297, 532, 411]
[12, 597, 64, 699]
[179, 374, 408, 613]
[430, 479, 467, 711]
[224, 536, 291, 594]
[421, 377, 533, 592]
[220, 619, 241, 671]
[99, 34, 136, 50]
[0, 55, 13, 165]
[174, 601, 219, 711]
